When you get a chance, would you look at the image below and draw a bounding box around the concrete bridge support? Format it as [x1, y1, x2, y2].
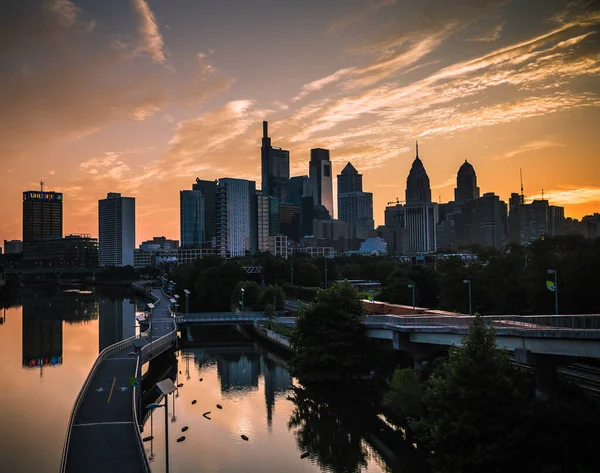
[515, 348, 560, 399]
[393, 332, 443, 372]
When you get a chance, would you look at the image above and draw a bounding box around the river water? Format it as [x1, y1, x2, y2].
[0, 289, 399, 473]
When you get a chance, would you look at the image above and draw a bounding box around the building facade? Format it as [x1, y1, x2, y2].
[192, 178, 217, 247]
[454, 160, 480, 203]
[309, 148, 334, 218]
[22, 190, 63, 243]
[4, 240, 23, 254]
[98, 193, 135, 267]
[216, 179, 257, 257]
[337, 162, 362, 194]
[261, 121, 290, 202]
[180, 190, 205, 248]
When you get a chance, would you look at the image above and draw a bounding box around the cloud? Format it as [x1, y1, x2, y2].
[176, 51, 237, 105]
[328, 0, 397, 33]
[528, 187, 600, 205]
[80, 152, 132, 180]
[498, 140, 567, 160]
[161, 100, 267, 180]
[130, 0, 166, 63]
[467, 22, 504, 42]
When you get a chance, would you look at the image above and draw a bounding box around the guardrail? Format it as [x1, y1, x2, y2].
[363, 314, 600, 333]
[132, 355, 151, 472]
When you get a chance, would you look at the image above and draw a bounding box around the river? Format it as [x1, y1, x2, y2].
[0, 288, 404, 473]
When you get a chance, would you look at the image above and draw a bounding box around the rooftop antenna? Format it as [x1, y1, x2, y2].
[439, 195, 441, 204]
[519, 168, 524, 205]
[40, 180, 44, 192]
[542, 188, 544, 200]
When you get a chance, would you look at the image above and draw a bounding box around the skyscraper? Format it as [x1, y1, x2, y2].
[216, 178, 257, 257]
[192, 178, 217, 247]
[337, 162, 362, 194]
[261, 121, 290, 202]
[98, 192, 135, 267]
[309, 148, 334, 218]
[405, 143, 437, 253]
[337, 162, 373, 233]
[22, 189, 63, 243]
[180, 189, 205, 248]
[454, 160, 480, 203]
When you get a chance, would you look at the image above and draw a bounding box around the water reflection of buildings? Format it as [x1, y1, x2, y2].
[99, 299, 135, 351]
[22, 297, 63, 372]
[263, 358, 292, 427]
[217, 354, 260, 393]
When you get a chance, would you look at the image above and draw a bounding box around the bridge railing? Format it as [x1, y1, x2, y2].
[132, 355, 151, 472]
[363, 314, 600, 332]
[60, 335, 137, 473]
[141, 319, 178, 362]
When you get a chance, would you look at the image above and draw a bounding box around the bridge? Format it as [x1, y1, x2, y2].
[3, 266, 103, 282]
[61, 288, 177, 473]
[174, 312, 288, 325]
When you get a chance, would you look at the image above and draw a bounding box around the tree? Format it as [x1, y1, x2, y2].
[257, 284, 285, 310]
[411, 316, 529, 473]
[382, 367, 423, 438]
[231, 280, 260, 310]
[290, 281, 367, 383]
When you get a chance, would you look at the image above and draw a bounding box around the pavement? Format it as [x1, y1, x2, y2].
[64, 288, 173, 473]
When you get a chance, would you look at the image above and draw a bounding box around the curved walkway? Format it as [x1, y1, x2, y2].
[61, 288, 176, 473]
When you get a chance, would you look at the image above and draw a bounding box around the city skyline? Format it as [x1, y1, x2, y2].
[1, 0, 599, 245]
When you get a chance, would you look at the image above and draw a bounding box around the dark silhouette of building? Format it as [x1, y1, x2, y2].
[405, 144, 437, 252]
[337, 162, 362, 194]
[454, 160, 480, 203]
[279, 203, 301, 242]
[22, 189, 63, 243]
[22, 234, 98, 268]
[192, 178, 217, 247]
[309, 148, 334, 218]
[261, 121, 290, 202]
[98, 192, 135, 267]
[180, 189, 205, 248]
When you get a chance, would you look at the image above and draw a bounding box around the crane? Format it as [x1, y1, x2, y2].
[387, 197, 404, 206]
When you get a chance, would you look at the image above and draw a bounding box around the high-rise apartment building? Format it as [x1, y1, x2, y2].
[98, 193, 135, 267]
[261, 121, 290, 202]
[256, 191, 271, 253]
[180, 190, 205, 248]
[216, 179, 257, 257]
[3, 240, 23, 254]
[192, 178, 217, 247]
[309, 148, 334, 218]
[22, 190, 63, 243]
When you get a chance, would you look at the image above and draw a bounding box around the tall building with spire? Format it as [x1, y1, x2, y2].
[405, 143, 437, 253]
[260, 121, 289, 202]
[454, 160, 480, 203]
[337, 162, 374, 235]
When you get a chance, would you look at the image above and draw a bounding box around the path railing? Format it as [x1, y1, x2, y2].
[363, 314, 600, 335]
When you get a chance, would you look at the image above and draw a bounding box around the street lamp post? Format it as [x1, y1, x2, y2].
[241, 288, 245, 314]
[463, 279, 472, 316]
[290, 252, 294, 286]
[408, 284, 415, 313]
[547, 269, 558, 315]
[147, 303, 155, 341]
[324, 256, 328, 288]
[183, 289, 190, 315]
[146, 378, 177, 473]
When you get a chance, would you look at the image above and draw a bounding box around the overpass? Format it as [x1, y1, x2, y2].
[3, 266, 103, 282]
[61, 288, 177, 473]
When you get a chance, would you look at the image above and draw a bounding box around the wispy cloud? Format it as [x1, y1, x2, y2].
[498, 140, 567, 160]
[467, 22, 504, 42]
[528, 187, 600, 205]
[328, 0, 397, 33]
[130, 0, 166, 63]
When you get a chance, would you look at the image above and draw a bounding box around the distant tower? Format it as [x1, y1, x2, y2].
[309, 148, 334, 218]
[404, 143, 437, 252]
[22, 187, 63, 243]
[405, 142, 432, 203]
[337, 162, 362, 194]
[454, 160, 480, 204]
[260, 121, 290, 202]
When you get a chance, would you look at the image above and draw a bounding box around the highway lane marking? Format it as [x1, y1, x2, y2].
[107, 377, 116, 403]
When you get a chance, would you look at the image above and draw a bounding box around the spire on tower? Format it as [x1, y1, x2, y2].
[416, 140, 419, 158]
[40, 180, 44, 192]
[520, 168, 524, 205]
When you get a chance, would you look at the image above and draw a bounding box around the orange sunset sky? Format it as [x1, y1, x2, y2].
[1, 0, 599, 246]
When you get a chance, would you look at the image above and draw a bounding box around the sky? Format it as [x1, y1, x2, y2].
[1, 0, 599, 246]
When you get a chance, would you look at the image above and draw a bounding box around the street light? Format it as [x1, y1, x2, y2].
[146, 378, 177, 473]
[183, 289, 190, 315]
[147, 303, 155, 340]
[547, 269, 558, 315]
[463, 280, 472, 316]
[408, 284, 416, 313]
[241, 288, 245, 314]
